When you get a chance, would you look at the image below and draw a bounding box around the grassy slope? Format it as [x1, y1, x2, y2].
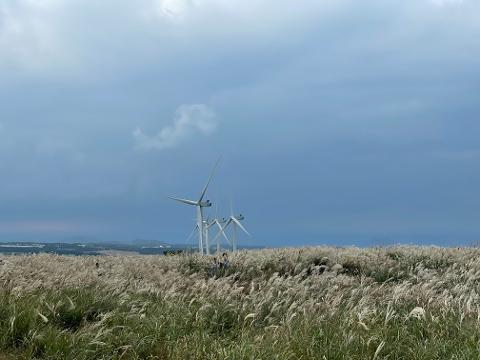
[0, 246, 480, 359]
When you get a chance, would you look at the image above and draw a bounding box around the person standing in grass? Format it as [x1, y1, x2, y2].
[222, 252, 230, 268]
[209, 257, 219, 276]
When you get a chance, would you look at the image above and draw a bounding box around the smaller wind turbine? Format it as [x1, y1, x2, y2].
[212, 204, 250, 253]
[214, 217, 231, 254]
[229, 214, 250, 252]
[203, 217, 231, 255]
[210, 203, 231, 254]
[228, 200, 250, 252]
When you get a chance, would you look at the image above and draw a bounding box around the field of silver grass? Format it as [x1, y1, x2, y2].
[1, 246, 480, 359]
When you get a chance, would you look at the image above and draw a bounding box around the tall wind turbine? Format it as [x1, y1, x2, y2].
[170, 159, 221, 255]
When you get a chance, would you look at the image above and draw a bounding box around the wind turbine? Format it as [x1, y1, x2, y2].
[228, 200, 250, 252]
[228, 213, 250, 252]
[170, 159, 220, 255]
[205, 216, 232, 255]
[212, 206, 250, 253]
[209, 203, 231, 254]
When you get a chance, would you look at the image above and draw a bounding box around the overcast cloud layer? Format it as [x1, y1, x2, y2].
[0, 0, 479, 246]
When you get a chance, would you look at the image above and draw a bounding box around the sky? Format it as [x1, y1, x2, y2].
[0, 0, 479, 247]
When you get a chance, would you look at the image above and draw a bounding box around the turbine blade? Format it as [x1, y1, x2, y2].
[213, 220, 232, 246]
[211, 228, 223, 244]
[186, 224, 199, 243]
[232, 217, 251, 236]
[169, 197, 197, 206]
[215, 220, 231, 244]
[199, 157, 221, 202]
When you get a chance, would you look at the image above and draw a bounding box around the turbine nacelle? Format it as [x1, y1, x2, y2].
[234, 214, 244, 221]
[199, 200, 212, 207]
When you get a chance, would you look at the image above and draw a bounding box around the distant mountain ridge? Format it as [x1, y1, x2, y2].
[131, 239, 172, 248]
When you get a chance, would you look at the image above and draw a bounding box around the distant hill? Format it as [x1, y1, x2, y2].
[130, 239, 172, 248]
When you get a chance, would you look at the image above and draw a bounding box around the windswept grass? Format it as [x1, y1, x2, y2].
[1, 246, 480, 359]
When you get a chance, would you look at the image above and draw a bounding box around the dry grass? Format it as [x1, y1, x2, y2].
[0, 246, 479, 359]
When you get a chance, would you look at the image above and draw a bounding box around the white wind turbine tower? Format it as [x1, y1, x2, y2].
[203, 218, 214, 255]
[201, 195, 227, 256]
[169, 159, 220, 255]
